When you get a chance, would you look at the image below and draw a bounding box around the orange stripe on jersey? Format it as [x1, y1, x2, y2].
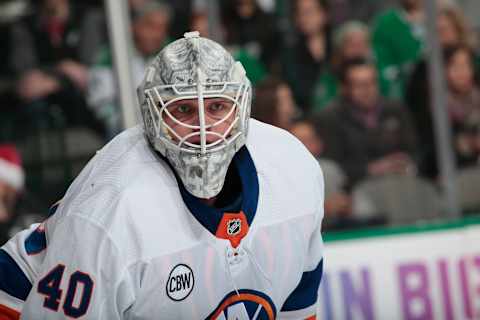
[0, 304, 20, 320]
[215, 211, 249, 248]
[209, 293, 275, 320]
[305, 315, 316, 320]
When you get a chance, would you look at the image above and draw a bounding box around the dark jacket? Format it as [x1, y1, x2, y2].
[281, 32, 333, 112]
[315, 97, 418, 188]
[8, 3, 105, 74]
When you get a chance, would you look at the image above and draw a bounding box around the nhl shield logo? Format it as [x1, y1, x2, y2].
[227, 218, 241, 236]
[216, 212, 249, 248]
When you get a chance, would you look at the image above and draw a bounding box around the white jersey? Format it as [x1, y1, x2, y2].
[0, 119, 325, 320]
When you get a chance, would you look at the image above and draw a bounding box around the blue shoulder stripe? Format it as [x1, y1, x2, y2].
[281, 259, 324, 312]
[24, 226, 47, 255]
[0, 249, 32, 300]
[24, 200, 60, 255]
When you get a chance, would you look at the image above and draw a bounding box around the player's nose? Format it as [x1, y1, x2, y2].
[188, 130, 223, 144]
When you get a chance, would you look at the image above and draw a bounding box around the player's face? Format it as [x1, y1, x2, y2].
[163, 97, 236, 144]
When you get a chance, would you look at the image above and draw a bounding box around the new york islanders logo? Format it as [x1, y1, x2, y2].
[227, 218, 242, 236]
[206, 289, 276, 320]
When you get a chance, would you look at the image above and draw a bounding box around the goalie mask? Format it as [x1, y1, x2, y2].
[138, 31, 252, 199]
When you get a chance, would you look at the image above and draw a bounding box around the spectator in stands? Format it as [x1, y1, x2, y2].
[221, 0, 278, 70]
[437, 4, 476, 49]
[437, 4, 480, 78]
[251, 77, 299, 130]
[371, 0, 425, 100]
[406, 4, 480, 177]
[290, 119, 352, 226]
[163, 0, 192, 39]
[445, 46, 480, 168]
[0, 0, 28, 116]
[0, 144, 45, 245]
[311, 21, 376, 112]
[8, 0, 105, 134]
[332, 22, 371, 66]
[190, 11, 267, 85]
[282, 0, 332, 112]
[327, 0, 399, 28]
[87, 0, 172, 138]
[454, 0, 480, 44]
[0, 145, 24, 226]
[315, 58, 418, 189]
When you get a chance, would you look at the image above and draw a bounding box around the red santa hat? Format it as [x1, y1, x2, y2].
[0, 144, 24, 191]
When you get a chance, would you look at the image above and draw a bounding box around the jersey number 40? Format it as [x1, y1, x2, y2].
[37, 264, 94, 318]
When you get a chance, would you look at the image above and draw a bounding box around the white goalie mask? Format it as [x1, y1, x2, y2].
[137, 31, 252, 199]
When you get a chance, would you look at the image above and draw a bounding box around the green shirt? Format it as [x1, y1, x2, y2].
[311, 69, 338, 113]
[232, 48, 267, 86]
[372, 9, 424, 100]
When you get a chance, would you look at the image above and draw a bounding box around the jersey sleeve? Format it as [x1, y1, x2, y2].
[279, 165, 325, 320]
[20, 214, 135, 319]
[0, 223, 46, 320]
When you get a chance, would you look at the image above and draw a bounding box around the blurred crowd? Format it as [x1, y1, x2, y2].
[0, 0, 480, 238]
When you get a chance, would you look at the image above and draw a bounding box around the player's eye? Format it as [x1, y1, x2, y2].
[208, 103, 224, 113]
[166, 102, 197, 122]
[176, 104, 192, 114]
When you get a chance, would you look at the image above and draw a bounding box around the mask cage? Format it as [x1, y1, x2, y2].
[144, 81, 250, 155]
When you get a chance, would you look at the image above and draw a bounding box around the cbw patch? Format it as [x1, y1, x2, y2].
[166, 264, 194, 301]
